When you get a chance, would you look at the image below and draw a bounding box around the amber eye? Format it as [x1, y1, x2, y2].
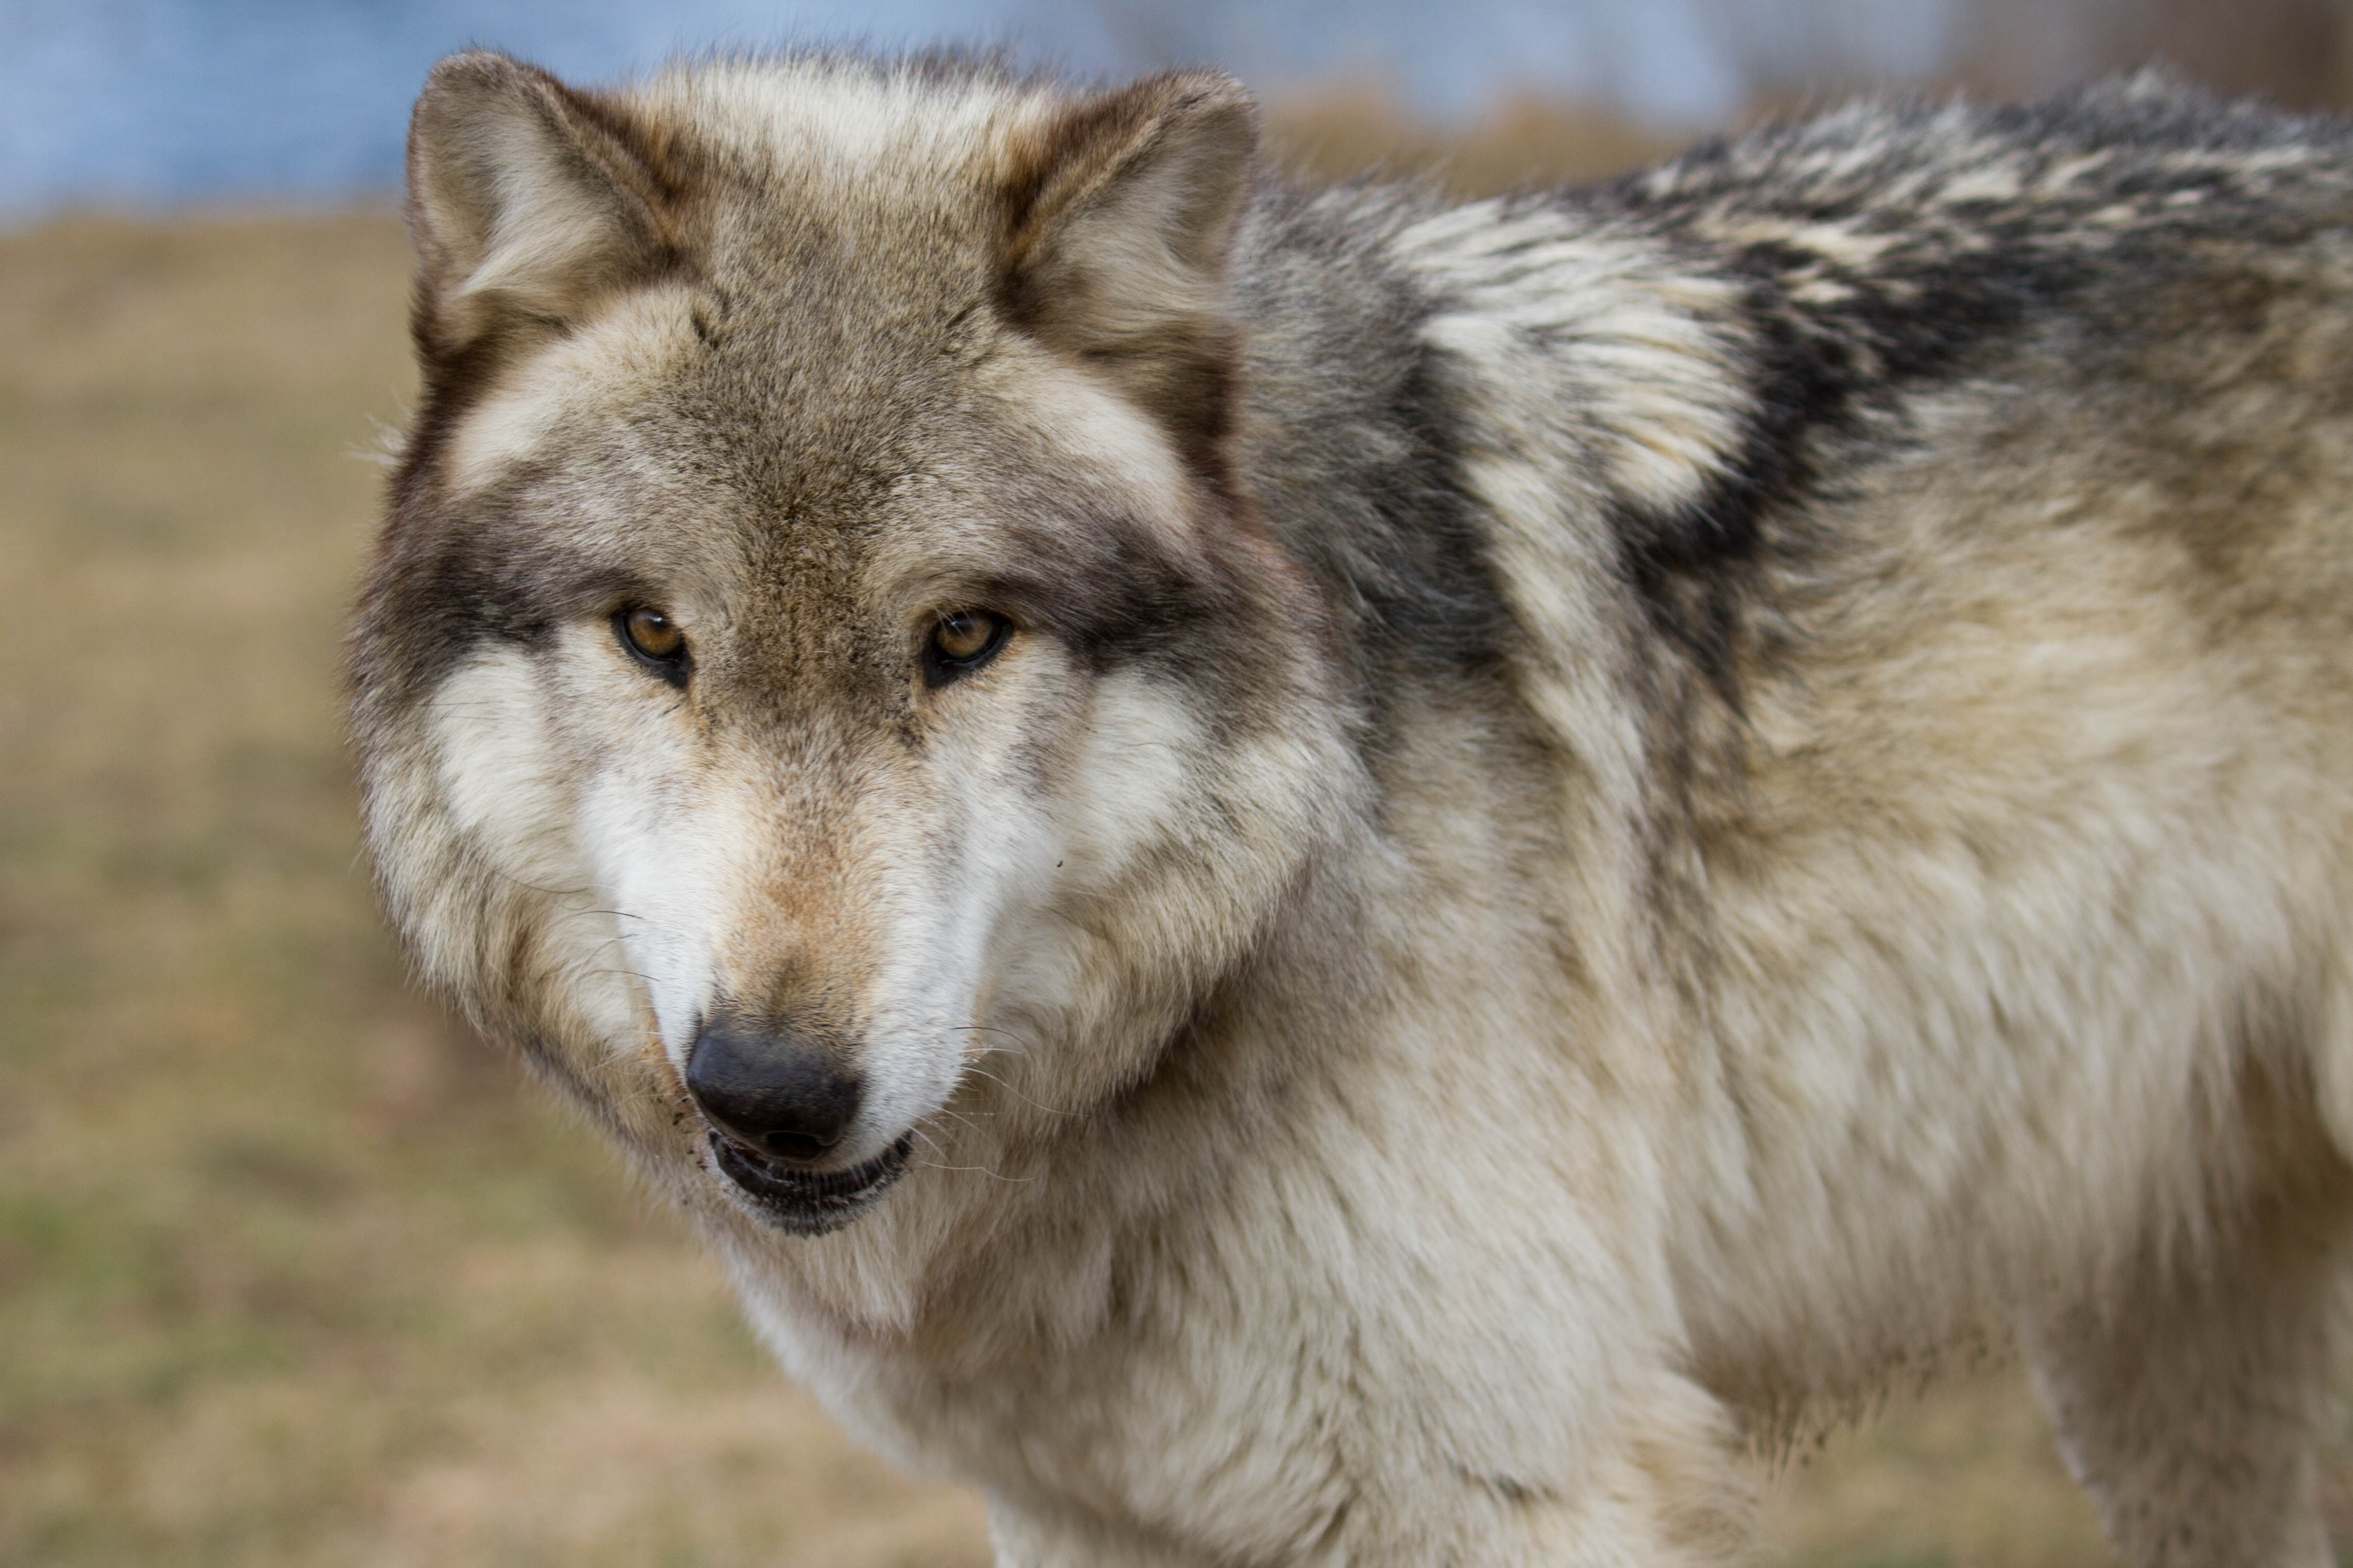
[923, 610, 1010, 686]
[615, 607, 690, 685]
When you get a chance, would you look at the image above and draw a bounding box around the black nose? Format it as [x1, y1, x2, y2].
[685, 1018, 862, 1166]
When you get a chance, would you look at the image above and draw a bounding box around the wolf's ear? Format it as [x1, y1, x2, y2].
[406, 51, 685, 362]
[997, 73, 1257, 471]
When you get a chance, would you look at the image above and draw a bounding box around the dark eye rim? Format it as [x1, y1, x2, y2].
[921, 609, 1013, 689]
[614, 606, 691, 688]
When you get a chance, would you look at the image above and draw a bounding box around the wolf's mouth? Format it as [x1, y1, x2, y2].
[706, 1130, 913, 1235]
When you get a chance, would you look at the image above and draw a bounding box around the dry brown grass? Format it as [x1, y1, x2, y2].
[1264, 87, 1682, 193]
[3, 109, 2347, 1566]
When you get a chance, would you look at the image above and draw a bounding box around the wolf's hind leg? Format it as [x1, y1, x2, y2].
[2018, 1192, 2343, 1568]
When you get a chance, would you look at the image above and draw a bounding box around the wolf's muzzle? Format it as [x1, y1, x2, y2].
[705, 1130, 914, 1237]
[685, 1017, 863, 1166]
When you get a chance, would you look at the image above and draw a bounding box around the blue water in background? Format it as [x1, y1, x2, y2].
[0, 0, 1957, 219]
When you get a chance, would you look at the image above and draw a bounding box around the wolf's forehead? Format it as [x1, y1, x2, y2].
[676, 93, 1031, 334]
[442, 272, 1187, 561]
[641, 57, 1049, 203]
[440, 270, 963, 514]
[654, 58, 1040, 160]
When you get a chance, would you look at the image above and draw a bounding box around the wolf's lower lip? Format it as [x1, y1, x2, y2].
[707, 1130, 912, 1235]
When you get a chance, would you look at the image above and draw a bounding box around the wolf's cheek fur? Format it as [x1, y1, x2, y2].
[974, 671, 1222, 1104]
[965, 663, 1365, 1124]
[368, 644, 655, 1112]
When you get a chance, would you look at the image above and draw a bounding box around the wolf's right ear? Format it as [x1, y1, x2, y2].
[406, 51, 686, 362]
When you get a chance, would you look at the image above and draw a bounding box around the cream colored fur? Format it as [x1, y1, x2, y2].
[354, 54, 2353, 1566]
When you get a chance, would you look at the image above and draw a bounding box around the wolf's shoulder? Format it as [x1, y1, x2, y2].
[1247, 79, 2353, 724]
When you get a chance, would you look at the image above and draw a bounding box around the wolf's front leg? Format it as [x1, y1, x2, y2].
[984, 1370, 1749, 1568]
[986, 1502, 1221, 1568]
[1481, 1373, 1754, 1568]
[2019, 1186, 2345, 1568]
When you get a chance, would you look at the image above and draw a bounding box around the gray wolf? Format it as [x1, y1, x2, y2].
[351, 49, 2353, 1565]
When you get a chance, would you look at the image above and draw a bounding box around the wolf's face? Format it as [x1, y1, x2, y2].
[352, 56, 1352, 1235]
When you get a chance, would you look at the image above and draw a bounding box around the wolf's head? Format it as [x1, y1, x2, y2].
[350, 53, 1355, 1239]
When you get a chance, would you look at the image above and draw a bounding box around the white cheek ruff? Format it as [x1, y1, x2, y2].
[428, 650, 576, 879]
[420, 649, 642, 1052]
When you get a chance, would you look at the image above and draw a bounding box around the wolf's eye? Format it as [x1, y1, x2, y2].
[616, 607, 690, 686]
[923, 610, 1010, 686]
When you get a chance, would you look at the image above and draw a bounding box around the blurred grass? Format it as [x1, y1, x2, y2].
[1264, 85, 1683, 192]
[0, 211, 990, 1568]
[1, 104, 2346, 1567]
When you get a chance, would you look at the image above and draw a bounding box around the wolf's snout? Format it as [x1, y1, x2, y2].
[685, 1019, 862, 1166]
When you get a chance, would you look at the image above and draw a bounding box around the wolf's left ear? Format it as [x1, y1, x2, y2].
[406, 51, 686, 363]
[998, 73, 1257, 470]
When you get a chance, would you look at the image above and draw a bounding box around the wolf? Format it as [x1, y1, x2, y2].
[351, 47, 2353, 1565]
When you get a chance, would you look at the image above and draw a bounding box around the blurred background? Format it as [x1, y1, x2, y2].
[6, 2, 2353, 1564]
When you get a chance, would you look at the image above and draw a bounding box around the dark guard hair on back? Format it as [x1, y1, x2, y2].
[1553, 81, 2353, 712]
